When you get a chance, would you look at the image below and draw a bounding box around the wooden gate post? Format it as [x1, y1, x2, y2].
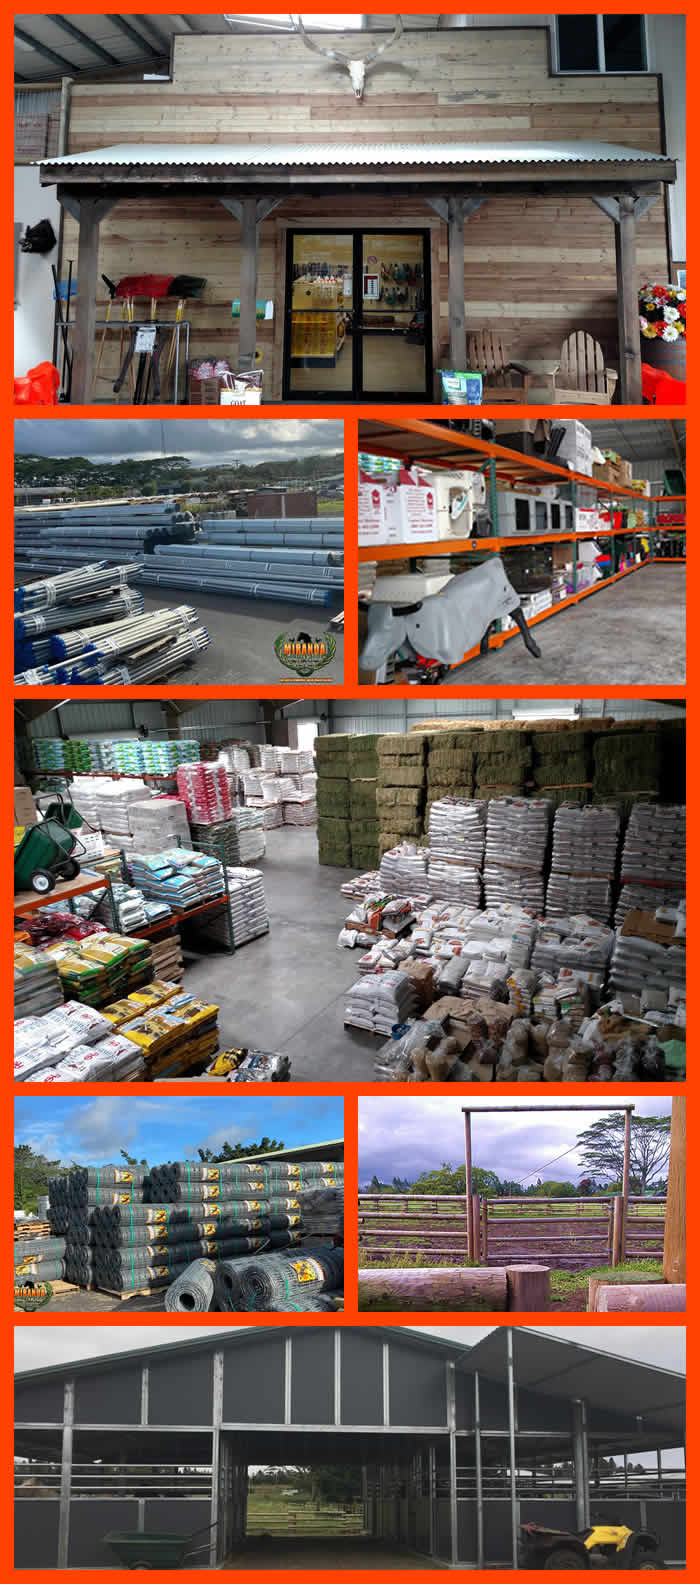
[664, 1096, 686, 1283]
[612, 1195, 624, 1266]
[463, 1110, 473, 1260]
[471, 1194, 481, 1264]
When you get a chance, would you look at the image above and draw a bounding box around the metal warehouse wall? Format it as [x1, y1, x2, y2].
[325, 699, 686, 734]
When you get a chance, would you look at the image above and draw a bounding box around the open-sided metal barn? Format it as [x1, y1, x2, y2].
[15, 1325, 685, 1569]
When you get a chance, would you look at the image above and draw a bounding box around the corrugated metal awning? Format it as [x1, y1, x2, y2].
[39, 138, 671, 170]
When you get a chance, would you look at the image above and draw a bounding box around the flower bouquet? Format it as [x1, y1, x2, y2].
[639, 282, 686, 342]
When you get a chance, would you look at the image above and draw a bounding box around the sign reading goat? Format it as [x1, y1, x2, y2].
[291, 14, 404, 100]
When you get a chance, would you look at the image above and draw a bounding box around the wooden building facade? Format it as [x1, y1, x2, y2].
[40, 25, 676, 405]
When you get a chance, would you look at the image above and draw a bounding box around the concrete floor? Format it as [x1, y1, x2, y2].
[141, 590, 344, 686]
[226, 1538, 438, 1569]
[179, 826, 378, 1082]
[448, 565, 685, 685]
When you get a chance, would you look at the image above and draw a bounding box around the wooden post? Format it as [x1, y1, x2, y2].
[447, 195, 466, 369]
[506, 1266, 551, 1312]
[621, 1110, 631, 1261]
[358, 1267, 508, 1311]
[664, 1096, 686, 1283]
[463, 1110, 473, 1260]
[588, 1270, 664, 1311]
[612, 1194, 623, 1267]
[70, 197, 114, 404]
[471, 1194, 481, 1264]
[482, 1196, 489, 1266]
[238, 196, 259, 372]
[615, 193, 642, 404]
[596, 1283, 685, 1312]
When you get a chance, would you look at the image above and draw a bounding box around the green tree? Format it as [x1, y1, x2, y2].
[14, 1145, 67, 1213]
[120, 1149, 148, 1166]
[197, 1136, 285, 1163]
[576, 1113, 671, 1193]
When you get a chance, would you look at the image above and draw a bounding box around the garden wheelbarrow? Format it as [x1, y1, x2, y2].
[14, 796, 87, 896]
[104, 1520, 217, 1569]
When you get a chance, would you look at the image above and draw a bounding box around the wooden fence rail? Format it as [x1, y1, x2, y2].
[358, 1194, 666, 1269]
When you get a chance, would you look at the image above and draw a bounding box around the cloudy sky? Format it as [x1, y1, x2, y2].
[15, 1094, 343, 1166]
[15, 1324, 685, 1378]
[358, 1096, 672, 1187]
[14, 419, 343, 467]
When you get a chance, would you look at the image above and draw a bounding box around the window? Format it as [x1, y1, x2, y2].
[555, 15, 647, 73]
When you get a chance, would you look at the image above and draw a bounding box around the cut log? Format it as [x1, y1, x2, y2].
[664, 1096, 686, 1284]
[357, 1267, 508, 1311]
[506, 1265, 551, 1311]
[588, 1271, 664, 1311]
[596, 1283, 686, 1313]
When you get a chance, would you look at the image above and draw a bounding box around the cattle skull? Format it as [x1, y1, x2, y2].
[291, 14, 404, 100]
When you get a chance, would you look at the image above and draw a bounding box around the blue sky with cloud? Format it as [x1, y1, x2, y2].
[358, 1096, 672, 1187]
[15, 1094, 344, 1166]
[14, 418, 343, 467]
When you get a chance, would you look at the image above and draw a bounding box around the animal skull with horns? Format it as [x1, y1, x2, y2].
[291, 14, 404, 100]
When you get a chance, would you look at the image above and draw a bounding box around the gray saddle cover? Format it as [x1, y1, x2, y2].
[360, 556, 522, 668]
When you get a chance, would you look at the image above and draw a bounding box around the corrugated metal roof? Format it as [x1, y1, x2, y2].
[39, 138, 668, 169]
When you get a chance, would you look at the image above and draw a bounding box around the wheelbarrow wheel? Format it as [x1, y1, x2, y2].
[30, 869, 55, 895]
[61, 858, 80, 880]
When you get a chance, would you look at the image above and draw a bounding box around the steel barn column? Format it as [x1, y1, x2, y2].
[57, 1378, 74, 1569]
[446, 1359, 459, 1566]
[572, 1398, 590, 1529]
[474, 1371, 484, 1569]
[506, 1329, 518, 1569]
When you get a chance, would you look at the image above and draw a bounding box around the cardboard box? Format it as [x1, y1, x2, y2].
[386, 483, 439, 544]
[358, 482, 399, 546]
[555, 420, 592, 475]
[14, 787, 37, 826]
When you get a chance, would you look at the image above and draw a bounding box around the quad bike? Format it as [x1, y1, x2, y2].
[519, 1520, 666, 1570]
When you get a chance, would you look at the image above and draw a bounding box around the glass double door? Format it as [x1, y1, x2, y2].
[284, 229, 432, 401]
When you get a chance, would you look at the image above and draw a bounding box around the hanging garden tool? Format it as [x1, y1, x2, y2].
[110, 274, 206, 401]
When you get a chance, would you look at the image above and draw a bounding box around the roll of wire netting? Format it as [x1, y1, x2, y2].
[164, 1258, 217, 1312]
[216, 1244, 344, 1312]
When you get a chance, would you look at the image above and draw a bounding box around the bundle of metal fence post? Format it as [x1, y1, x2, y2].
[51, 605, 200, 661]
[15, 591, 144, 641]
[14, 563, 141, 612]
[164, 1257, 217, 1312]
[99, 627, 211, 685]
[148, 552, 343, 584]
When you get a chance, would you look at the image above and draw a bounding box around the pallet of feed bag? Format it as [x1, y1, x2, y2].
[350, 780, 378, 818]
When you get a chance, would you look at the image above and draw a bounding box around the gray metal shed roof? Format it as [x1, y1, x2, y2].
[39, 139, 669, 170]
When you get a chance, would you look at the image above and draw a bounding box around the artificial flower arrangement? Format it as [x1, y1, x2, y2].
[639, 282, 686, 341]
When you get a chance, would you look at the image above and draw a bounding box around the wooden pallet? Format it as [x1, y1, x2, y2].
[14, 1221, 51, 1241]
[96, 1283, 169, 1301]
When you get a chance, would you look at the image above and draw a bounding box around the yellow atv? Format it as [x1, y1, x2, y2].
[519, 1520, 666, 1569]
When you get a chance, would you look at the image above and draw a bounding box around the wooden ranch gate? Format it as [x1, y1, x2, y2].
[358, 1194, 666, 1271]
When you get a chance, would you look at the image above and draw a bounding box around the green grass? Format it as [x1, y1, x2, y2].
[550, 1259, 662, 1306]
[317, 497, 344, 515]
[359, 1250, 477, 1270]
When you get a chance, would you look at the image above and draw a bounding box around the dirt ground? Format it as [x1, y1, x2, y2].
[227, 1538, 440, 1569]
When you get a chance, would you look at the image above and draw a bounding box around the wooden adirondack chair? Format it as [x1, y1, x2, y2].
[466, 330, 532, 402]
[555, 331, 618, 404]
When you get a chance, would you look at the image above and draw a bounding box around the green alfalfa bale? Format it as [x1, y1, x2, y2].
[316, 759, 350, 782]
[349, 753, 380, 780]
[476, 745, 532, 775]
[348, 733, 381, 759]
[428, 780, 474, 802]
[427, 767, 475, 789]
[548, 788, 590, 810]
[376, 786, 423, 813]
[350, 780, 378, 818]
[351, 816, 380, 839]
[352, 841, 382, 869]
[317, 815, 351, 860]
[532, 728, 590, 757]
[428, 747, 475, 771]
[315, 733, 353, 754]
[473, 783, 525, 799]
[317, 781, 351, 816]
[533, 754, 590, 787]
[382, 764, 425, 788]
[593, 733, 663, 794]
[378, 733, 427, 760]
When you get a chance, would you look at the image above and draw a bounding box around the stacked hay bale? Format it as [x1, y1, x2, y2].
[473, 725, 532, 800]
[424, 730, 476, 825]
[592, 719, 685, 818]
[315, 734, 352, 867]
[376, 734, 429, 856]
[531, 724, 592, 808]
[348, 734, 381, 871]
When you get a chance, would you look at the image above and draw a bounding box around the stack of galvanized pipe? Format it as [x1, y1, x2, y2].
[137, 516, 344, 606]
[14, 499, 196, 574]
[14, 564, 211, 684]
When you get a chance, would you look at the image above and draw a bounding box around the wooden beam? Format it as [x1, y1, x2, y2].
[616, 193, 642, 403]
[219, 195, 280, 372]
[664, 1096, 686, 1284]
[71, 198, 116, 404]
[447, 194, 466, 369]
